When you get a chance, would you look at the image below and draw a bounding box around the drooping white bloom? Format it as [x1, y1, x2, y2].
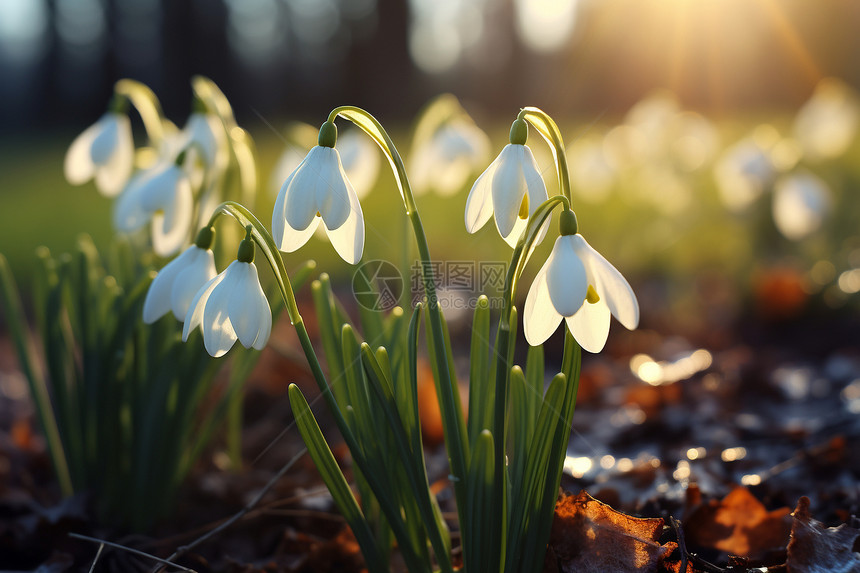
[272, 145, 364, 264]
[183, 112, 229, 174]
[270, 129, 379, 200]
[772, 172, 832, 241]
[793, 78, 860, 161]
[524, 234, 638, 352]
[465, 143, 550, 247]
[410, 121, 491, 196]
[143, 244, 217, 323]
[113, 162, 193, 257]
[65, 112, 134, 197]
[182, 260, 272, 358]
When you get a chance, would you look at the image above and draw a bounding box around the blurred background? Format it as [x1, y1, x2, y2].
[2, 0, 860, 341]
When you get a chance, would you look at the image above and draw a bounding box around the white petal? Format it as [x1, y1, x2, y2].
[339, 130, 379, 199]
[502, 216, 527, 248]
[523, 146, 550, 216]
[324, 181, 364, 264]
[183, 271, 225, 341]
[170, 247, 217, 320]
[315, 147, 352, 231]
[284, 149, 325, 231]
[270, 145, 305, 198]
[142, 246, 197, 324]
[492, 145, 528, 238]
[112, 171, 155, 232]
[201, 262, 241, 357]
[227, 263, 272, 349]
[464, 155, 499, 233]
[94, 115, 134, 197]
[272, 166, 296, 249]
[523, 258, 564, 346]
[572, 234, 639, 330]
[151, 176, 193, 256]
[64, 117, 102, 185]
[546, 235, 588, 316]
[565, 299, 611, 353]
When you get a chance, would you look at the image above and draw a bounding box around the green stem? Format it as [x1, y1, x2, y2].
[327, 106, 470, 513]
[517, 107, 571, 204]
[114, 79, 165, 144]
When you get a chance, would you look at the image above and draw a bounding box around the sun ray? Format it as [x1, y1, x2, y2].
[758, 0, 822, 85]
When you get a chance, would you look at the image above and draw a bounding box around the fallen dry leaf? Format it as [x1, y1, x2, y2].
[548, 490, 677, 573]
[684, 485, 792, 561]
[786, 496, 860, 573]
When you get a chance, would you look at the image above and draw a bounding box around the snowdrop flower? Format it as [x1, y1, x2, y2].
[793, 78, 859, 161]
[143, 227, 217, 323]
[183, 231, 272, 358]
[270, 126, 379, 200]
[64, 96, 134, 197]
[410, 119, 490, 197]
[465, 118, 549, 247]
[524, 210, 638, 352]
[272, 121, 365, 265]
[772, 171, 832, 241]
[183, 97, 229, 174]
[113, 152, 194, 257]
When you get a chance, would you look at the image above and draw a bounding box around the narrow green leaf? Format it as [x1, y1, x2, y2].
[467, 295, 491, 447]
[0, 254, 73, 496]
[464, 429, 498, 573]
[288, 384, 387, 573]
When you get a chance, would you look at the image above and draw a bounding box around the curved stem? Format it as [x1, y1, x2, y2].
[517, 107, 571, 204]
[114, 79, 165, 145]
[327, 105, 470, 519]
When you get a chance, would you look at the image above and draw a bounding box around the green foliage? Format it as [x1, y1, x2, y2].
[0, 237, 308, 530]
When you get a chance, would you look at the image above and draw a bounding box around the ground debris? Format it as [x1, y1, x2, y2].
[785, 496, 860, 573]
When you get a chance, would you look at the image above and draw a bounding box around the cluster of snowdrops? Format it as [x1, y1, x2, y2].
[63, 77, 638, 573]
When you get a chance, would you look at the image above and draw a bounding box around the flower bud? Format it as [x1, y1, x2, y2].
[509, 118, 528, 145]
[318, 121, 337, 148]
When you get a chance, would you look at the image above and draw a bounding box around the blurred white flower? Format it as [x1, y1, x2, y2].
[772, 172, 832, 241]
[272, 145, 364, 264]
[410, 120, 490, 196]
[143, 243, 217, 323]
[65, 112, 134, 197]
[183, 111, 229, 174]
[182, 260, 272, 358]
[567, 137, 615, 203]
[113, 161, 193, 257]
[524, 233, 638, 352]
[465, 143, 549, 247]
[793, 78, 860, 161]
[714, 137, 775, 212]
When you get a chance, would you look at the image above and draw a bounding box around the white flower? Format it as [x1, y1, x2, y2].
[772, 172, 832, 241]
[524, 233, 638, 352]
[64, 112, 134, 197]
[143, 244, 217, 323]
[713, 137, 775, 212]
[410, 121, 490, 196]
[465, 143, 550, 247]
[183, 111, 229, 174]
[113, 162, 193, 257]
[270, 129, 379, 200]
[793, 78, 859, 161]
[182, 260, 272, 358]
[272, 145, 364, 264]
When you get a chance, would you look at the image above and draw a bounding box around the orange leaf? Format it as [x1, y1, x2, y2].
[684, 486, 792, 560]
[549, 491, 677, 573]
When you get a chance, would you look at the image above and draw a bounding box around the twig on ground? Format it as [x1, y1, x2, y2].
[151, 447, 307, 572]
[86, 542, 105, 573]
[69, 533, 196, 573]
